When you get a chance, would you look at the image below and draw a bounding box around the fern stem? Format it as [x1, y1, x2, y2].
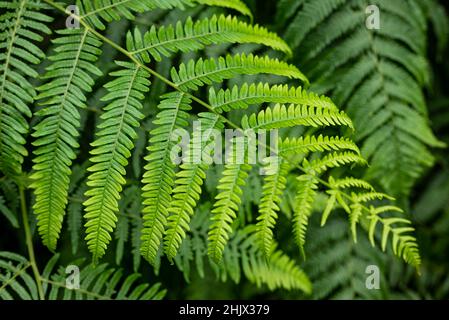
[19, 186, 45, 300]
[41, 0, 396, 240]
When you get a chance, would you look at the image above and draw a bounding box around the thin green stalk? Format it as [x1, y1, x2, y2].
[20, 186, 44, 300]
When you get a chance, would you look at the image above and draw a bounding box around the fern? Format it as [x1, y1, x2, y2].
[256, 160, 290, 259]
[164, 112, 223, 261]
[208, 153, 252, 263]
[226, 227, 311, 293]
[172, 53, 308, 91]
[0, 0, 52, 177]
[84, 61, 150, 262]
[209, 83, 338, 113]
[241, 103, 353, 130]
[0, 0, 424, 295]
[173, 206, 312, 293]
[31, 28, 102, 250]
[128, 14, 291, 63]
[140, 92, 192, 264]
[279, 0, 445, 199]
[0, 252, 165, 300]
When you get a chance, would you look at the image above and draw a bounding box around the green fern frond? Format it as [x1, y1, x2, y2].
[140, 92, 191, 264]
[328, 177, 375, 191]
[79, 0, 253, 31]
[208, 154, 252, 263]
[256, 160, 290, 259]
[175, 208, 312, 292]
[307, 151, 366, 173]
[348, 202, 362, 242]
[30, 28, 102, 250]
[127, 15, 291, 63]
[172, 53, 308, 91]
[241, 103, 353, 130]
[368, 213, 421, 270]
[0, 252, 166, 300]
[84, 61, 151, 262]
[230, 227, 312, 293]
[209, 82, 338, 113]
[79, 0, 195, 30]
[194, 0, 252, 19]
[164, 112, 223, 261]
[279, 135, 360, 156]
[0, 0, 52, 177]
[293, 172, 318, 258]
[284, 0, 347, 50]
[260, 248, 311, 292]
[351, 191, 394, 203]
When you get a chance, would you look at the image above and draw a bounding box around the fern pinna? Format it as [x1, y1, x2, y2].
[0, 0, 423, 296]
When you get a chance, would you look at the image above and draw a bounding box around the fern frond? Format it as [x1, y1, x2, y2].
[79, 0, 195, 30]
[259, 249, 311, 292]
[241, 103, 353, 130]
[351, 191, 394, 203]
[227, 227, 311, 293]
[256, 160, 290, 259]
[0, 0, 52, 177]
[0, 252, 166, 300]
[279, 135, 360, 156]
[209, 82, 338, 113]
[368, 213, 421, 270]
[172, 53, 308, 91]
[328, 177, 375, 191]
[284, 0, 347, 50]
[293, 172, 318, 258]
[307, 151, 366, 173]
[30, 28, 102, 250]
[348, 202, 362, 242]
[140, 92, 191, 264]
[0, 251, 36, 299]
[194, 0, 252, 19]
[84, 61, 151, 262]
[208, 156, 252, 263]
[128, 15, 291, 63]
[164, 112, 223, 260]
